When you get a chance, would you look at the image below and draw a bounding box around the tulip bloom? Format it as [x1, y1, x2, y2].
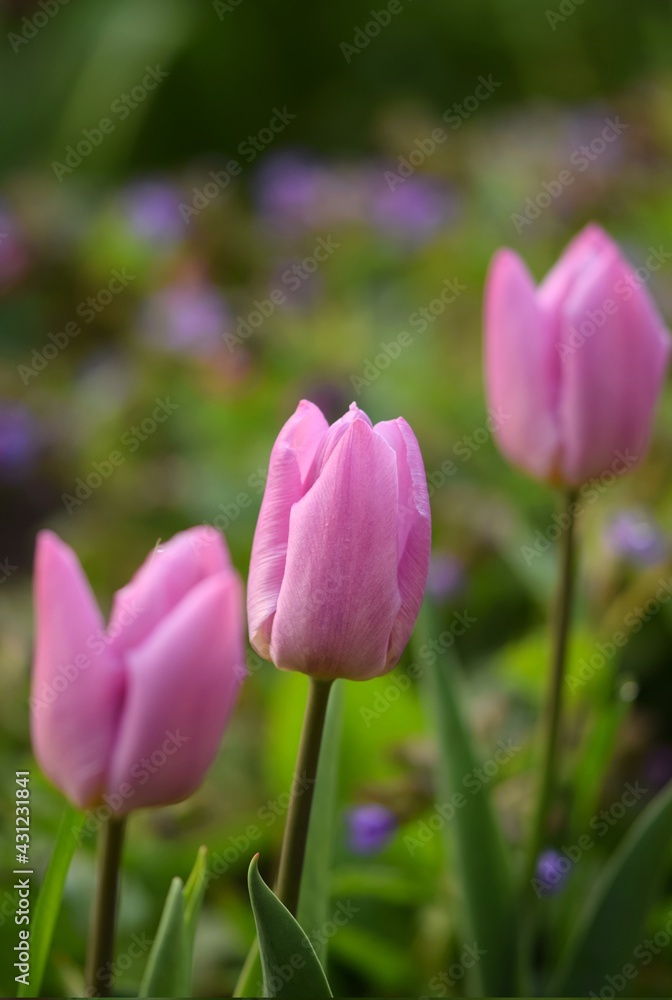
[247, 401, 431, 680]
[31, 528, 244, 813]
[484, 224, 670, 486]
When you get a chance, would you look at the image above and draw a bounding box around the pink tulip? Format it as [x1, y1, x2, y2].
[247, 401, 431, 680]
[484, 224, 670, 486]
[31, 527, 244, 813]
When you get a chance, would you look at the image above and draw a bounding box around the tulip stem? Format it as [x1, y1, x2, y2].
[275, 677, 333, 916]
[525, 488, 578, 890]
[86, 816, 126, 997]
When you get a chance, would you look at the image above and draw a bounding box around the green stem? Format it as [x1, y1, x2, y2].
[85, 816, 126, 997]
[275, 677, 333, 916]
[525, 488, 578, 889]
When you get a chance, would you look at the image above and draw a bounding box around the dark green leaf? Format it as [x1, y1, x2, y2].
[248, 856, 332, 998]
[418, 605, 518, 996]
[551, 779, 672, 996]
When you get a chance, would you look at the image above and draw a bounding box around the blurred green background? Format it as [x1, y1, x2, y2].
[3, 0, 672, 995]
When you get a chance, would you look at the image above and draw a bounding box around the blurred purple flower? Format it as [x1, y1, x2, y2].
[564, 105, 626, 172]
[604, 509, 667, 567]
[368, 174, 457, 243]
[121, 180, 184, 243]
[535, 849, 570, 895]
[139, 282, 231, 356]
[254, 152, 329, 231]
[346, 804, 397, 854]
[643, 744, 672, 791]
[0, 203, 30, 289]
[427, 553, 465, 603]
[0, 404, 40, 479]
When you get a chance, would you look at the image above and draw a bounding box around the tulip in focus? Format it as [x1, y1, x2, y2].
[484, 224, 670, 486]
[31, 527, 244, 813]
[247, 401, 431, 680]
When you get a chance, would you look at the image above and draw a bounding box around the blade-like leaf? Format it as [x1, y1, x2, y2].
[138, 877, 188, 998]
[139, 846, 211, 998]
[18, 804, 84, 999]
[551, 778, 672, 996]
[248, 856, 332, 998]
[183, 845, 208, 966]
[233, 938, 262, 999]
[418, 606, 518, 997]
[297, 680, 344, 964]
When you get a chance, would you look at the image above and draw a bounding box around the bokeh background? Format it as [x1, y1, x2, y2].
[2, 0, 672, 995]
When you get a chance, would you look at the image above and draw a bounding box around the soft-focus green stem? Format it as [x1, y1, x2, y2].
[275, 677, 333, 916]
[86, 816, 126, 997]
[525, 488, 578, 889]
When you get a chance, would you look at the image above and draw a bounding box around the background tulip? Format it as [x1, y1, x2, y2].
[31, 527, 244, 813]
[247, 400, 431, 681]
[484, 224, 671, 486]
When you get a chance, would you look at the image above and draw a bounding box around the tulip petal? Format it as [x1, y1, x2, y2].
[484, 248, 560, 480]
[303, 402, 373, 489]
[107, 571, 244, 812]
[538, 224, 614, 324]
[108, 527, 232, 653]
[270, 418, 401, 680]
[248, 400, 329, 657]
[558, 244, 671, 485]
[31, 531, 124, 809]
[374, 418, 432, 665]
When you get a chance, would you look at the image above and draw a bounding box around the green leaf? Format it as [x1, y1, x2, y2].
[418, 606, 518, 997]
[233, 938, 262, 999]
[182, 844, 208, 969]
[248, 856, 332, 998]
[297, 679, 344, 964]
[138, 878, 188, 998]
[18, 804, 84, 999]
[551, 779, 672, 996]
[139, 847, 210, 998]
